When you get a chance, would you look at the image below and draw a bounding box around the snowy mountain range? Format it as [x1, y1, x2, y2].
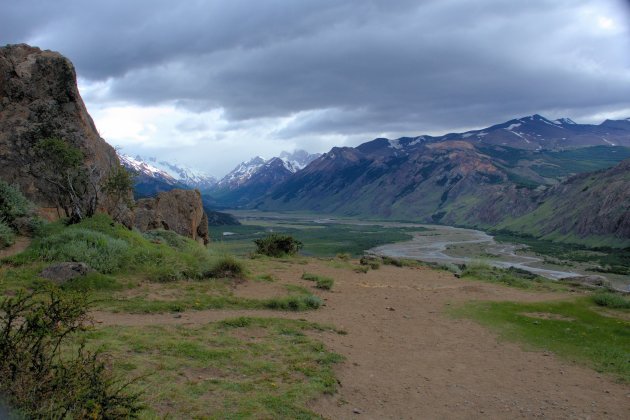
[378, 114, 630, 152]
[215, 150, 321, 190]
[118, 154, 217, 190]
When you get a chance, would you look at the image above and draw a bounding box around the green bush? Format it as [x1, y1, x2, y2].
[0, 181, 32, 225]
[336, 252, 350, 261]
[381, 256, 419, 267]
[0, 287, 142, 418]
[437, 262, 462, 274]
[459, 263, 554, 289]
[26, 228, 130, 273]
[315, 277, 334, 290]
[353, 265, 369, 273]
[0, 220, 15, 248]
[254, 234, 303, 257]
[10, 214, 237, 283]
[592, 292, 630, 309]
[359, 255, 380, 269]
[204, 255, 245, 278]
[142, 229, 195, 251]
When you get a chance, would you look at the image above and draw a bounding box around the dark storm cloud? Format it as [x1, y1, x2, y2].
[3, 0, 630, 137]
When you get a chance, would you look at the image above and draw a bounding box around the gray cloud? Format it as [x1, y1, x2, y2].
[3, 0, 630, 144]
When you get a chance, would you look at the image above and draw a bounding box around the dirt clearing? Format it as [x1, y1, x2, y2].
[94, 261, 630, 419]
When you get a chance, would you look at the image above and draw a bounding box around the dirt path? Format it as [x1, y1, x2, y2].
[93, 262, 630, 419]
[0, 236, 30, 259]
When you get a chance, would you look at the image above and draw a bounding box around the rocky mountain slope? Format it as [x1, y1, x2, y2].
[258, 140, 630, 218]
[498, 159, 630, 246]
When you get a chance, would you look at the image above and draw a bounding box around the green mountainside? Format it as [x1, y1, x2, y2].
[256, 142, 630, 246]
[498, 159, 630, 247]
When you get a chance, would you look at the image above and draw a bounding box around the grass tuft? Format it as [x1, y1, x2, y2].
[592, 291, 630, 309]
[301, 272, 335, 290]
[204, 255, 245, 278]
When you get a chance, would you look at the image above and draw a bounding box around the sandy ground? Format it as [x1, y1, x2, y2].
[94, 262, 630, 420]
[0, 236, 30, 259]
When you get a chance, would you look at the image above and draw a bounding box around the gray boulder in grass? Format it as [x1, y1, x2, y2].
[39, 262, 92, 284]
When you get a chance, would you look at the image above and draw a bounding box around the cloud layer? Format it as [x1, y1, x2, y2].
[3, 0, 630, 176]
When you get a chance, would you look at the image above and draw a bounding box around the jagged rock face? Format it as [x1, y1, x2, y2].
[0, 44, 121, 219]
[134, 189, 209, 244]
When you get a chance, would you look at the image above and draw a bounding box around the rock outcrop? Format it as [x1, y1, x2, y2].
[39, 262, 93, 285]
[0, 44, 122, 220]
[133, 189, 209, 244]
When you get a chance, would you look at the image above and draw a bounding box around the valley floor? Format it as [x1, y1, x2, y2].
[94, 261, 630, 419]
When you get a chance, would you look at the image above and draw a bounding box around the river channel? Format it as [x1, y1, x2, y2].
[230, 211, 628, 290]
[368, 224, 582, 280]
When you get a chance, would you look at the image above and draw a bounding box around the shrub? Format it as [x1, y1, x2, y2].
[264, 294, 322, 311]
[381, 256, 418, 267]
[204, 255, 245, 278]
[437, 262, 462, 274]
[0, 287, 142, 418]
[11, 214, 220, 282]
[0, 181, 38, 242]
[0, 220, 15, 248]
[592, 292, 630, 309]
[360, 255, 381, 269]
[142, 229, 195, 251]
[0, 180, 32, 225]
[26, 228, 129, 273]
[336, 252, 351, 261]
[315, 277, 334, 290]
[354, 265, 369, 273]
[460, 263, 542, 289]
[254, 234, 303, 257]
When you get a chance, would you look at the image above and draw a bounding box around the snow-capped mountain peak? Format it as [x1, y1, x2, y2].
[216, 150, 321, 190]
[217, 156, 267, 188]
[119, 154, 178, 183]
[278, 150, 321, 171]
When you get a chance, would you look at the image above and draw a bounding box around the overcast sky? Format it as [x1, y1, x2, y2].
[3, 0, 630, 177]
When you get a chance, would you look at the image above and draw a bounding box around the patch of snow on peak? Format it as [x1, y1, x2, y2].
[553, 118, 576, 125]
[408, 136, 428, 146]
[504, 123, 522, 131]
[278, 150, 321, 171]
[388, 139, 403, 150]
[510, 131, 531, 144]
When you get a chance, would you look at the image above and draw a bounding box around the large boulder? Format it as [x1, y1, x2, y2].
[133, 189, 209, 244]
[0, 44, 124, 220]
